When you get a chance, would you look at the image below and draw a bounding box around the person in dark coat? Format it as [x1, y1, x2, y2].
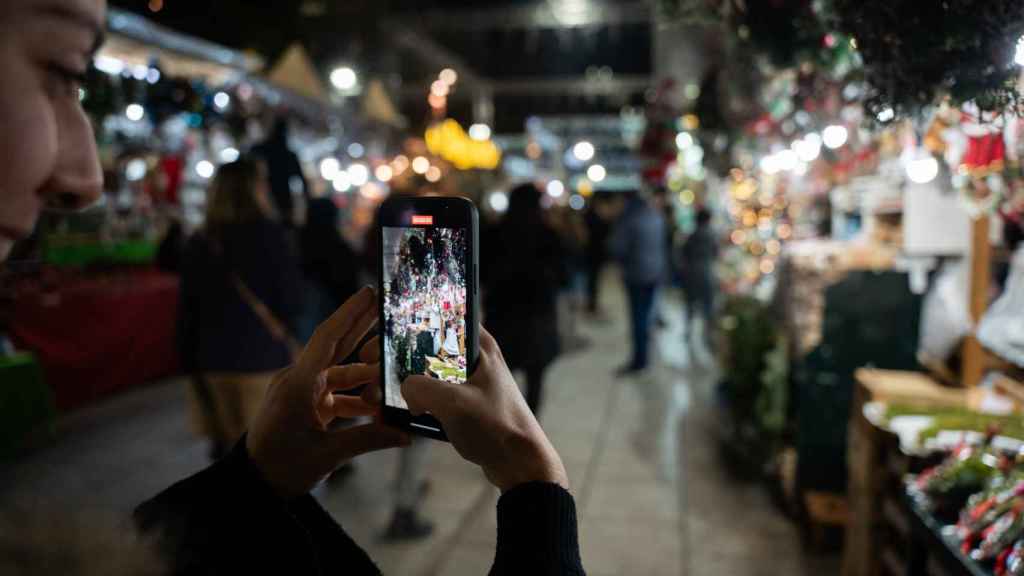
[583, 192, 613, 315]
[678, 207, 718, 351]
[484, 183, 563, 414]
[251, 118, 309, 228]
[177, 156, 303, 455]
[298, 197, 360, 340]
[610, 190, 667, 374]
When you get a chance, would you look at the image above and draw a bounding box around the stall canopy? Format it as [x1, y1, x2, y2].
[362, 79, 407, 128]
[265, 43, 329, 105]
[101, 8, 263, 84]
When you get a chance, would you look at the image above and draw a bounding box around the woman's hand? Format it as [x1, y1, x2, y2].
[246, 287, 409, 499]
[401, 328, 568, 492]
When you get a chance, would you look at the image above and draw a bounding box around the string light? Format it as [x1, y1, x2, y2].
[425, 166, 442, 182]
[412, 156, 430, 175]
[125, 103, 145, 122]
[330, 66, 358, 91]
[213, 92, 231, 110]
[586, 164, 607, 182]
[439, 68, 458, 85]
[348, 163, 369, 186]
[375, 165, 394, 182]
[319, 157, 340, 180]
[823, 125, 848, 149]
[195, 160, 215, 179]
[572, 141, 595, 162]
[468, 123, 492, 141]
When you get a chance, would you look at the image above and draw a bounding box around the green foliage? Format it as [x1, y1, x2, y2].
[829, 0, 1024, 117]
[719, 295, 778, 423]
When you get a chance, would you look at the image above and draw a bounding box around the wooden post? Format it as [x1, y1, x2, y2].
[962, 215, 991, 387]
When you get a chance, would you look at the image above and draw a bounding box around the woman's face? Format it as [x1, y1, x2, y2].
[0, 0, 105, 261]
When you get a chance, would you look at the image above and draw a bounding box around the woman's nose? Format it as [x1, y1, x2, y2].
[39, 106, 104, 212]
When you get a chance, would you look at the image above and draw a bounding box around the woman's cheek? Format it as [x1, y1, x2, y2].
[0, 50, 58, 228]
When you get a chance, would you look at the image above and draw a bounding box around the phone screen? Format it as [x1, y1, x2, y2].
[381, 224, 469, 410]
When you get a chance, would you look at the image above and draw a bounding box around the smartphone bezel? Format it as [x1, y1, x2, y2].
[377, 196, 479, 442]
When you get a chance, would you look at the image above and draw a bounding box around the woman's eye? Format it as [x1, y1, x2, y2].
[45, 64, 88, 99]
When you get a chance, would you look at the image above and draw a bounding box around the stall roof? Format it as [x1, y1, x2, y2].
[103, 8, 262, 83]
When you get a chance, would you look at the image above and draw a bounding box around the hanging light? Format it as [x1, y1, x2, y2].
[430, 80, 450, 98]
[489, 191, 509, 213]
[220, 147, 240, 163]
[333, 172, 352, 192]
[319, 157, 341, 180]
[759, 154, 781, 175]
[822, 125, 848, 149]
[586, 164, 607, 182]
[347, 142, 365, 158]
[330, 66, 358, 91]
[213, 92, 231, 111]
[411, 156, 430, 175]
[125, 103, 145, 122]
[792, 137, 821, 163]
[125, 159, 147, 182]
[375, 165, 393, 182]
[876, 107, 895, 123]
[439, 68, 458, 85]
[569, 194, 586, 210]
[675, 132, 694, 149]
[348, 163, 369, 186]
[546, 180, 565, 198]
[1016, 36, 1024, 67]
[906, 154, 939, 184]
[572, 141, 595, 162]
[195, 160, 215, 179]
[468, 123, 492, 141]
[776, 150, 798, 172]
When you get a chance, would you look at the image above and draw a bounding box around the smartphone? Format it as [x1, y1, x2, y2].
[377, 196, 479, 441]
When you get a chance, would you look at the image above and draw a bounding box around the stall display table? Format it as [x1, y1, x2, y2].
[0, 353, 54, 459]
[905, 495, 991, 576]
[10, 269, 179, 411]
[44, 240, 158, 267]
[844, 369, 978, 576]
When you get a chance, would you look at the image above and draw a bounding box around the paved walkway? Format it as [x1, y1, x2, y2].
[0, 277, 838, 575]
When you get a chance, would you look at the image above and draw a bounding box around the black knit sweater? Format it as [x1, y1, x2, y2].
[135, 441, 585, 575]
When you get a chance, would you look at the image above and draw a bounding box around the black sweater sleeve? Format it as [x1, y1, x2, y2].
[492, 482, 586, 575]
[134, 440, 380, 576]
[136, 440, 585, 576]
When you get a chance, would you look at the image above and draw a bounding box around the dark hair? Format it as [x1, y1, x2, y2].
[269, 118, 289, 144]
[506, 183, 542, 221]
[696, 208, 712, 226]
[205, 156, 272, 236]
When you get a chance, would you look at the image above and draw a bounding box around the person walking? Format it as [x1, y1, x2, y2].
[177, 157, 304, 458]
[251, 118, 309, 228]
[298, 197, 360, 340]
[678, 207, 718, 353]
[610, 189, 667, 375]
[483, 183, 564, 414]
[583, 192, 614, 316]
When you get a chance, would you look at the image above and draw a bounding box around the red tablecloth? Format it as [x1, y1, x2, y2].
[11, 269, 179, 411]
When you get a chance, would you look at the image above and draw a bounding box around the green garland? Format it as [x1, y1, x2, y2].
[660, 0, 1024, 118]
[829, 0, 1024, 117]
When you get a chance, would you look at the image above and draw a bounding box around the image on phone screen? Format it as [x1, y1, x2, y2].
[381, 225, 469, 410]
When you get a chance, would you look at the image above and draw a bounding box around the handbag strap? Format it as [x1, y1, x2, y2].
[206, 233, 302, 361]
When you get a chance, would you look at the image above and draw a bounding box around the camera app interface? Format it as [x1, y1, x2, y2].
[382, 224, 468, 410]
